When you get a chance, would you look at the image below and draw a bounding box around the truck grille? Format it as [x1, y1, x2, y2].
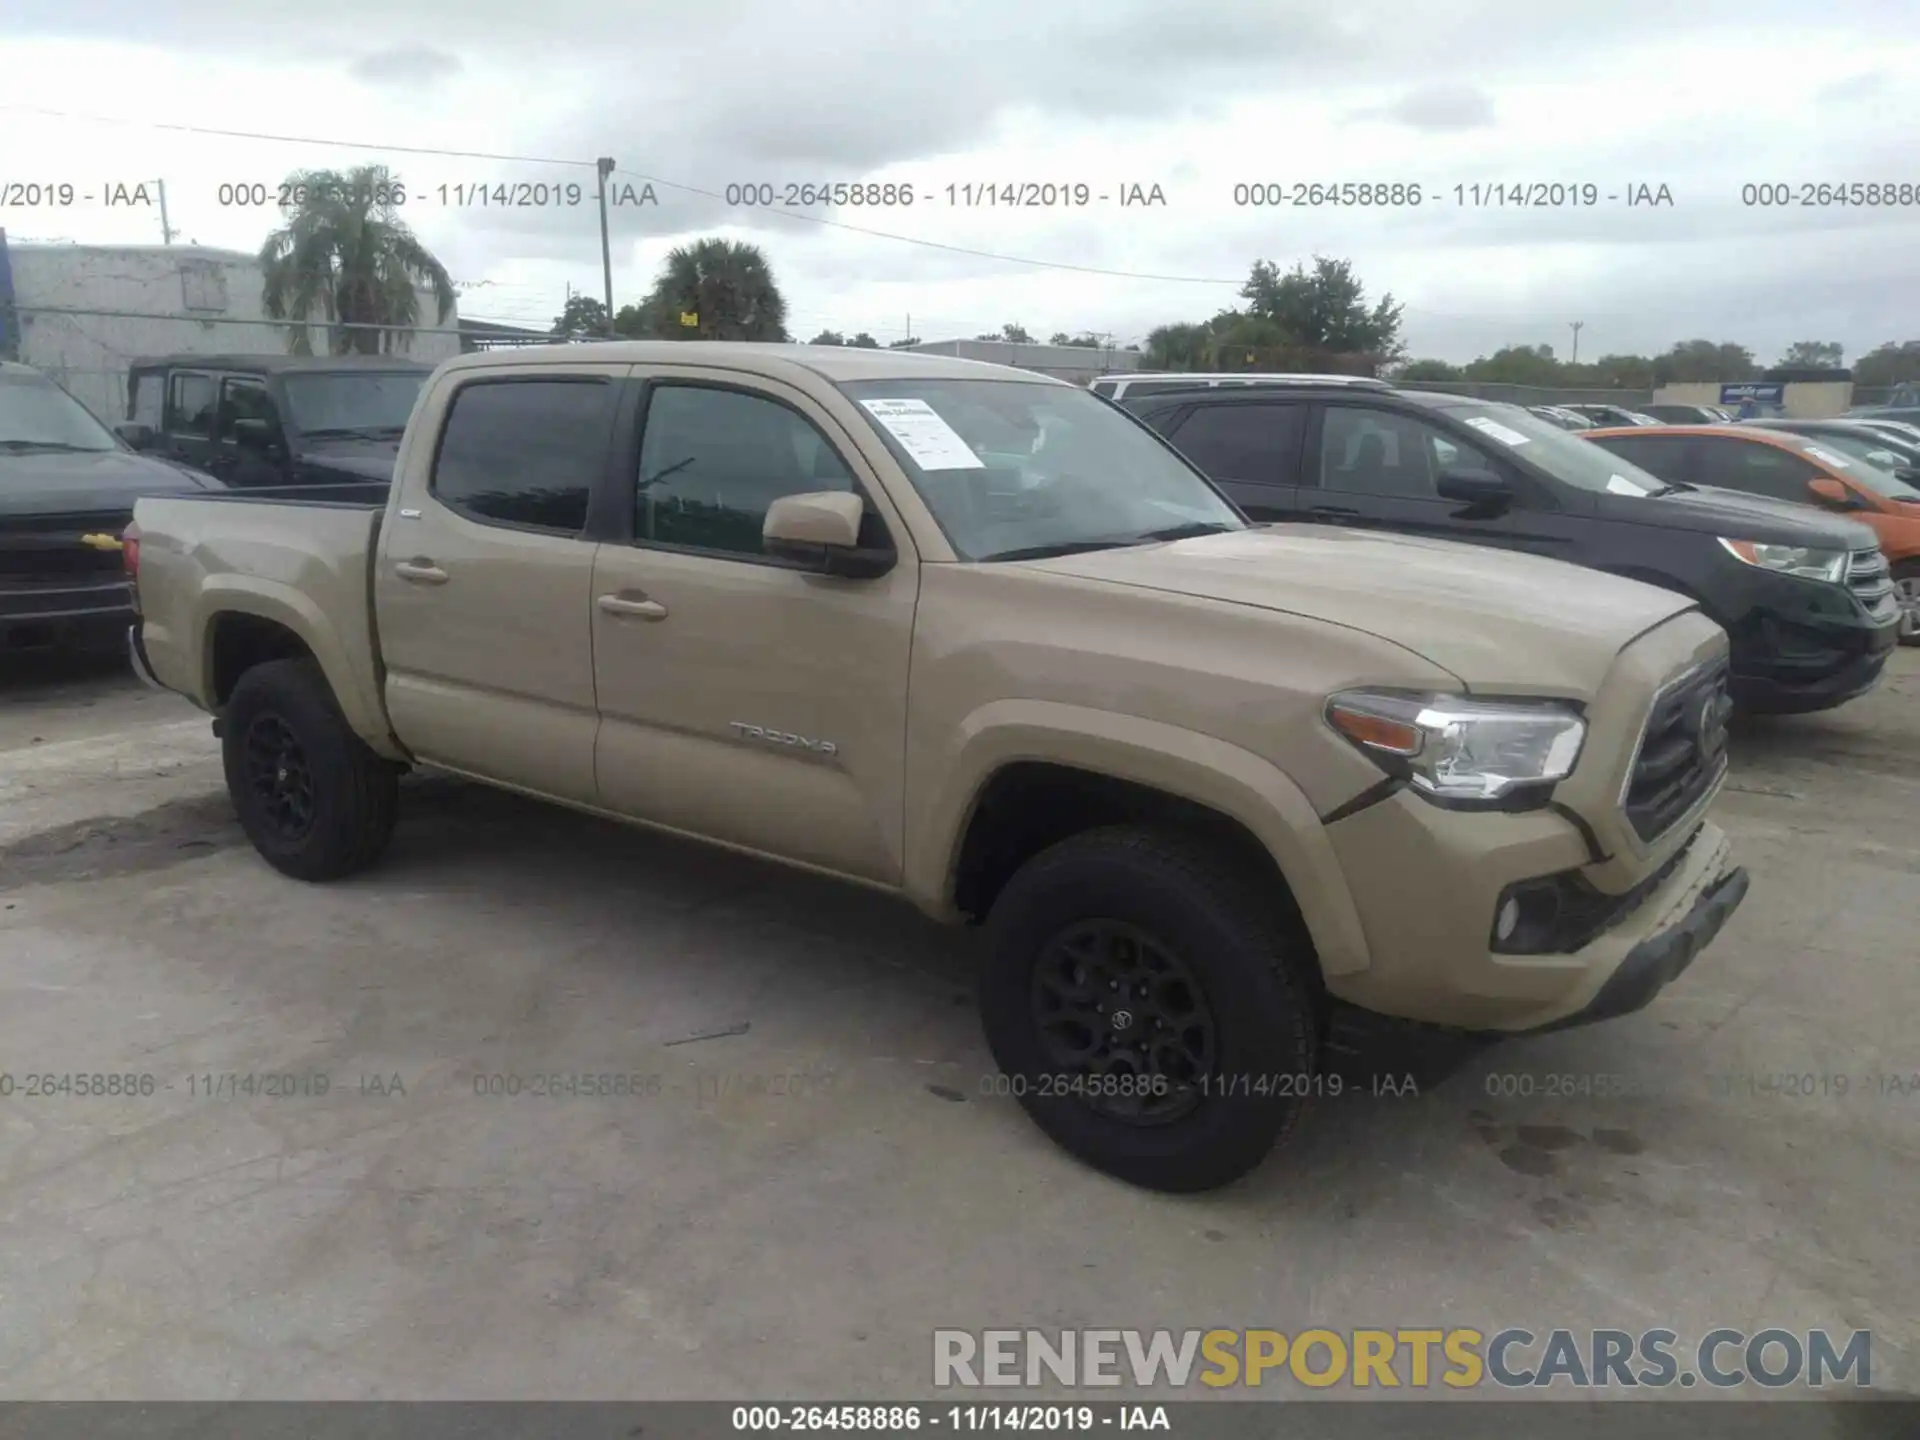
[1622, 658, 1732, 845]
[1846, 546, 1899, 624]
[0, 510, 132, 578]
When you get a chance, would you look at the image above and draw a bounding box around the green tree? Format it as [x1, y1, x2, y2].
[612, 300, 656, 338]
[848, 332, 880, 348]
[259, 164, 456, 356]
[1394, 358, 1463, 382]
[975, 323, 1034, 343]
[1652, 339, 1758, 384]
[1588, 353, 1655, 389]
[1853, 341, 1920, 388]
[1778, 340, 1844, 369]
[1239, 256, 1404, 360]
[809, 330, 846, 345]
[551, 294, 610, 339]
[1462, 344, 1563, 386]
[1142, 322, 1213, 371]
[638, 238, 788, 342]
[888, 336, 921, 348]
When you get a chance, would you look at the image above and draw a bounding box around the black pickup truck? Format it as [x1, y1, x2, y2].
[115, 353, 428, 502]
[1, 361, 222, 654]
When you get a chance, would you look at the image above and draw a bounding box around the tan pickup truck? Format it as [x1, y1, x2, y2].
[126, 342, 1749, 1191]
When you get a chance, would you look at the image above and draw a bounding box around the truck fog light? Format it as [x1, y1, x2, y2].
[1496, 897, 1521, 943]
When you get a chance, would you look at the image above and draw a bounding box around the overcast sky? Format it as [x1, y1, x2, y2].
[4, 0, 1918, 364]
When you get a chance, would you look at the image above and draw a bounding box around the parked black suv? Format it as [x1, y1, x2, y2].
[115, 354, 431, 498]
[1125, 384, 1899, 714]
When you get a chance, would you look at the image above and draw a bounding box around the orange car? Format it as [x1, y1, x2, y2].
[1583, 424, 1920, 642]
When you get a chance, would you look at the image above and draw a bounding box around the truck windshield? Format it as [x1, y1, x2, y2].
[1444, 403, 1670, 496]
[0, 373, 120, 455]
[836, 378, 1245, 561]
[281, 371, 426, 436]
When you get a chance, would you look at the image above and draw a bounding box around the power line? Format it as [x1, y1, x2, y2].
[0, 104, 1243, 286]
[3, 103, 1588, 323]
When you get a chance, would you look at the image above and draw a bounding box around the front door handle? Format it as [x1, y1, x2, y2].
[597, 593, 668, 620]
[394, 559, 448, 584]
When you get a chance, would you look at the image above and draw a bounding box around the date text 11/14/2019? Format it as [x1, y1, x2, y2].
[211, 181, 662, 209]
[1229, 181, 1676, 208]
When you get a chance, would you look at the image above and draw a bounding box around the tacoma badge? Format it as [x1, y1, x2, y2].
[730, 722, 837, 756]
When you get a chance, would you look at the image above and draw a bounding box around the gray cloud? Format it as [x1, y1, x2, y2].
[11, 0, 1918, 361]
[1350, 83, 1498, 132]
[349, 45, 463, 87]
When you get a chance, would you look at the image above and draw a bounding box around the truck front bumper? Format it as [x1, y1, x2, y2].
[1322, 789, 1746, 1033]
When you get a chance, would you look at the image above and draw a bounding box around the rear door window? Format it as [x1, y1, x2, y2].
[1166, 402, 1305, 486]
[430, 377, 615, 533]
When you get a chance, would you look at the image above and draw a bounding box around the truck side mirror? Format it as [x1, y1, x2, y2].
[763, 491, 895, 578]
[1436, 468, 1513, 513]
[1806, 477, 1858, 509]
[115, 422, 157, 450]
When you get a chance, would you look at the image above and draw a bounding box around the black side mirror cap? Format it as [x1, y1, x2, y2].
[115, 422, 157, 450]
[1437, 468, 1512, 508]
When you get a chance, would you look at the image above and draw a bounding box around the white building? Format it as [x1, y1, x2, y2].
[0, 237, 461, 422]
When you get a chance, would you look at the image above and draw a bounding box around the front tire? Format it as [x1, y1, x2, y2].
[222, 658, 398, 881]
[981, 825, 1319, 1193]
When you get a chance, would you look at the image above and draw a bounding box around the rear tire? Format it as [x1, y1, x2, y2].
[981, 824, 1319, 1193]
[1893, 560, 1920, 646]
[222, 658, 398, 881]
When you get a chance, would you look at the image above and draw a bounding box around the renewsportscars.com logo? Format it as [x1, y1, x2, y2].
[933, 1327, 1872, 1391]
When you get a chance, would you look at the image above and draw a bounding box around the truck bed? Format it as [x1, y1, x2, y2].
[131, 492, 390, 740]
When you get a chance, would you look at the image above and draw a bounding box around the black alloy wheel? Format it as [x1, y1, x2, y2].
[241, 712, 316, 842]
[1031, 919, 1216, 1124]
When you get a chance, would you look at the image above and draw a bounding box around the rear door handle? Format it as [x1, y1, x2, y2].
[597, 593, 668, 620]
[394, 559, 448, 584]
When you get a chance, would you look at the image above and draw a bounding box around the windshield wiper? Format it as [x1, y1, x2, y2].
[0, 439, 103, 453]
[304, 426, 404, 441]
[1133, 521, 1241, 542]
[977, 538, 1139, 562]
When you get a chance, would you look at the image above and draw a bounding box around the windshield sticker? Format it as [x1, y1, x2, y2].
[1460, 416, 1531, 447]
[859, 398, 985, 470]
[1801, 445, 1850, 469]
[1606, 474, 1651, 496]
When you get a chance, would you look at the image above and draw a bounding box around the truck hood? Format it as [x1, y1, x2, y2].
[0, 448, 221, 518]
[1638, 484, 1879, 548]
[1025, 526, 1693, 700]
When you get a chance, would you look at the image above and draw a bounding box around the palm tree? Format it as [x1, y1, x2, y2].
[258, 165, 457, 356]
[640, 238, 788, 342]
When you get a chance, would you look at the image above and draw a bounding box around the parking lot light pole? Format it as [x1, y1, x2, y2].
[597, 158, 616, 336]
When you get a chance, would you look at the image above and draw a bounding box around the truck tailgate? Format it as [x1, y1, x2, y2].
[133, 495, 385, 723]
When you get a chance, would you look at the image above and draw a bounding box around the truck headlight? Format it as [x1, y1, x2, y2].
[1716, 537, 1848, 584]
[1325, 689, 1587, 805]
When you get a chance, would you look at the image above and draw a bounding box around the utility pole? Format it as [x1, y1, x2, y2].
[906, 313, 911, 345]
[157, 179, 176, 244]
[596, 158, 616, 336]
[1568, 320, 1583, 365]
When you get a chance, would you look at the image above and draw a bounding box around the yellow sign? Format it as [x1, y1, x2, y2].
[679, 311, 699, 328]
[79, 533, 125, 551]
